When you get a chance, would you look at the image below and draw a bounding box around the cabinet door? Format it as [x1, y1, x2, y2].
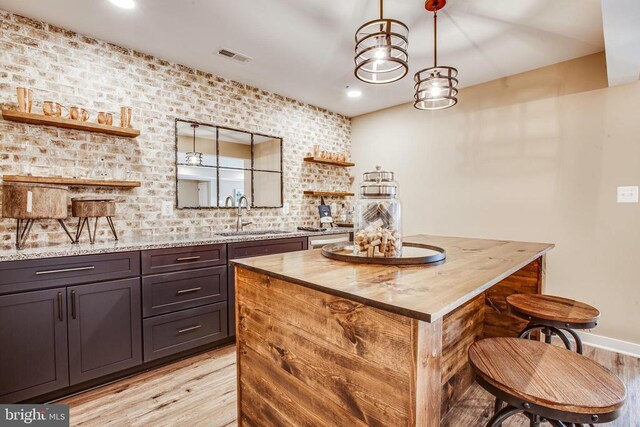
[67, 278, 142, 385]
[0, 288, 69, 403]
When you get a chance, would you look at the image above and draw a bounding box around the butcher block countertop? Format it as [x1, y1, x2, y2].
[232, 234, 554, 322]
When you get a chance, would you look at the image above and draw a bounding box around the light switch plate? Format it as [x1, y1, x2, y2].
[282, 202, 290, 215]
[617, 186, 639, 203]
[161, 201, 173, 216]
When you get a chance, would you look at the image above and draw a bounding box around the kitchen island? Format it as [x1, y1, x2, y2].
[232, 234, 554, 426]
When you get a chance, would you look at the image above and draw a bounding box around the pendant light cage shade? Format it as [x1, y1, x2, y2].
[186, 123, 203, 166]
[414, 66, 458, 110]
[354, 19, 409, 84]
[185, 151, 203, 166]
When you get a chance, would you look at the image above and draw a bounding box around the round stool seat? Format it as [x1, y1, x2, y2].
[507, 294, 600, 328]
[469, 338, 625, 423]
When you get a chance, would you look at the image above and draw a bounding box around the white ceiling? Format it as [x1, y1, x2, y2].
[0, 0, 605, 117]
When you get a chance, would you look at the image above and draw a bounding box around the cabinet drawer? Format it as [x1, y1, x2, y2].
[142, 266, 227, 317]
[143, 303, 227, 362]
[0, 252, 140, 295]
[228, 237, 307, 260]
[142, 244, 226, 275]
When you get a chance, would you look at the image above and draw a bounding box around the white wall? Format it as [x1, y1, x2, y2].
[351, 53, 640, 345]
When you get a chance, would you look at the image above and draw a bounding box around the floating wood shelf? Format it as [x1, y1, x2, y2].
[2, 175, 141, 188]
[1, 110, 140, 138]
[303, 191, 354, 197]
[303, 157, 355, 167]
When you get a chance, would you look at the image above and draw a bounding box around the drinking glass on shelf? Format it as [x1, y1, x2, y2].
[43, 101, 67, 117]
[16, 87, 33, 113]
[120, 106, 132, 128]
[97, 112, 114, 125]
[313, 145, 320, 159]
[69, 106, 89, 121]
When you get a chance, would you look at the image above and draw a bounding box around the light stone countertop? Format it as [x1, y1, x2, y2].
[0, 227, 353, 263]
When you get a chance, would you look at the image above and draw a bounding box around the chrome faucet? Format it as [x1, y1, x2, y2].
[236, 196, 252, 231]
[224, 196, 235, 208]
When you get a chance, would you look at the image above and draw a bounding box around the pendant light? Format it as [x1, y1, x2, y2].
[185, 123, 203, 166]
[414, 0, 458, 110]
[354, 0, 409, 84]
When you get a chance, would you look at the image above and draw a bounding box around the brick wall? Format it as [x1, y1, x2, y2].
[0, 10, 352, 248]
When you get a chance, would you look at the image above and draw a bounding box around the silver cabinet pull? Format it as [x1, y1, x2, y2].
[176, 287, 202, 295]
[177, 324, 202, 334]
[36, 266, 95, 275]
[176, 256, 201, 262]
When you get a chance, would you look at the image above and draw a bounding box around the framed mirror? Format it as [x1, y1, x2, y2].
[175, 119, 283, 209]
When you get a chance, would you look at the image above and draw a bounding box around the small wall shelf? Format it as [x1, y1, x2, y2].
[303, 191, 354, 197]
[2, 175, 141, 188]
[1, 110, 140, 138]
[303, 157, 355, 167]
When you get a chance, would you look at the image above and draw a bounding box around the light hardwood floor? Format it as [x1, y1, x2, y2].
[61, 344, 639, 427]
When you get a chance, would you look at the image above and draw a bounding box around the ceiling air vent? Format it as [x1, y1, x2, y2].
[217, 48, 252, 63]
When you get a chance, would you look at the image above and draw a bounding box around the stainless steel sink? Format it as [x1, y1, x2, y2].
[215, 230, 291, 237]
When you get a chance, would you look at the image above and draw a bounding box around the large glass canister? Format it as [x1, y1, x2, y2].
[354, 166, 402, 257]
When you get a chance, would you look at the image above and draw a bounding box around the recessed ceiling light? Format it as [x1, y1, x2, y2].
[109, 0, 135, 9]
[346, 87, 362, 98]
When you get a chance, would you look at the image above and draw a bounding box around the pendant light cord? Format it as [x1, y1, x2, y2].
[433, 8, 438, 67]
[379, 0, 383, 19]
[192, 124, 196, 151]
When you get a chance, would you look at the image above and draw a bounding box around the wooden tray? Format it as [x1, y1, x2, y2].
[321, 242, 446, 265]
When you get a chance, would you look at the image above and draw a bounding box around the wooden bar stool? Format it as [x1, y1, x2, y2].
[469, 338, 626, 427]
[507, 294, 600, 354]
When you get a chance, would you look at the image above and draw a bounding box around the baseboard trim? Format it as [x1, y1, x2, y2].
[577, 331, 640, 358]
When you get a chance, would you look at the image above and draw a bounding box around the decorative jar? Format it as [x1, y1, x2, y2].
[354, 166, 402, 257]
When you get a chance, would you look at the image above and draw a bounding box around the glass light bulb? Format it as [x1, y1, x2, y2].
[374, 48, 386, 60]
[429, 86, 443, 97]
[185, 152, 202, 166]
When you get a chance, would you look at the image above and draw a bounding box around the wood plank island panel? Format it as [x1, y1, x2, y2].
[1, 110, 141, 138]
[236, 268, 435, 426]
[235, 258, 546, 426]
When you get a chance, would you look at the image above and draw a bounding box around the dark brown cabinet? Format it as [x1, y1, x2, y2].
[142, 266, 227, 317]
[141, 244, 226, 275]
[67, 278, 142, 385]
[0, 288, 69, 402]
[0, 251, 140, 295]
[0, 236, 313, 402]
[143, 302, 227, 362]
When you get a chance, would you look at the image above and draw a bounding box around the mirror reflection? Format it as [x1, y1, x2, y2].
[175, 119, 283, 209]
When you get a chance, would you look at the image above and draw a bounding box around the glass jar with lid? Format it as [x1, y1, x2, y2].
[354, 166, 402, 257]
